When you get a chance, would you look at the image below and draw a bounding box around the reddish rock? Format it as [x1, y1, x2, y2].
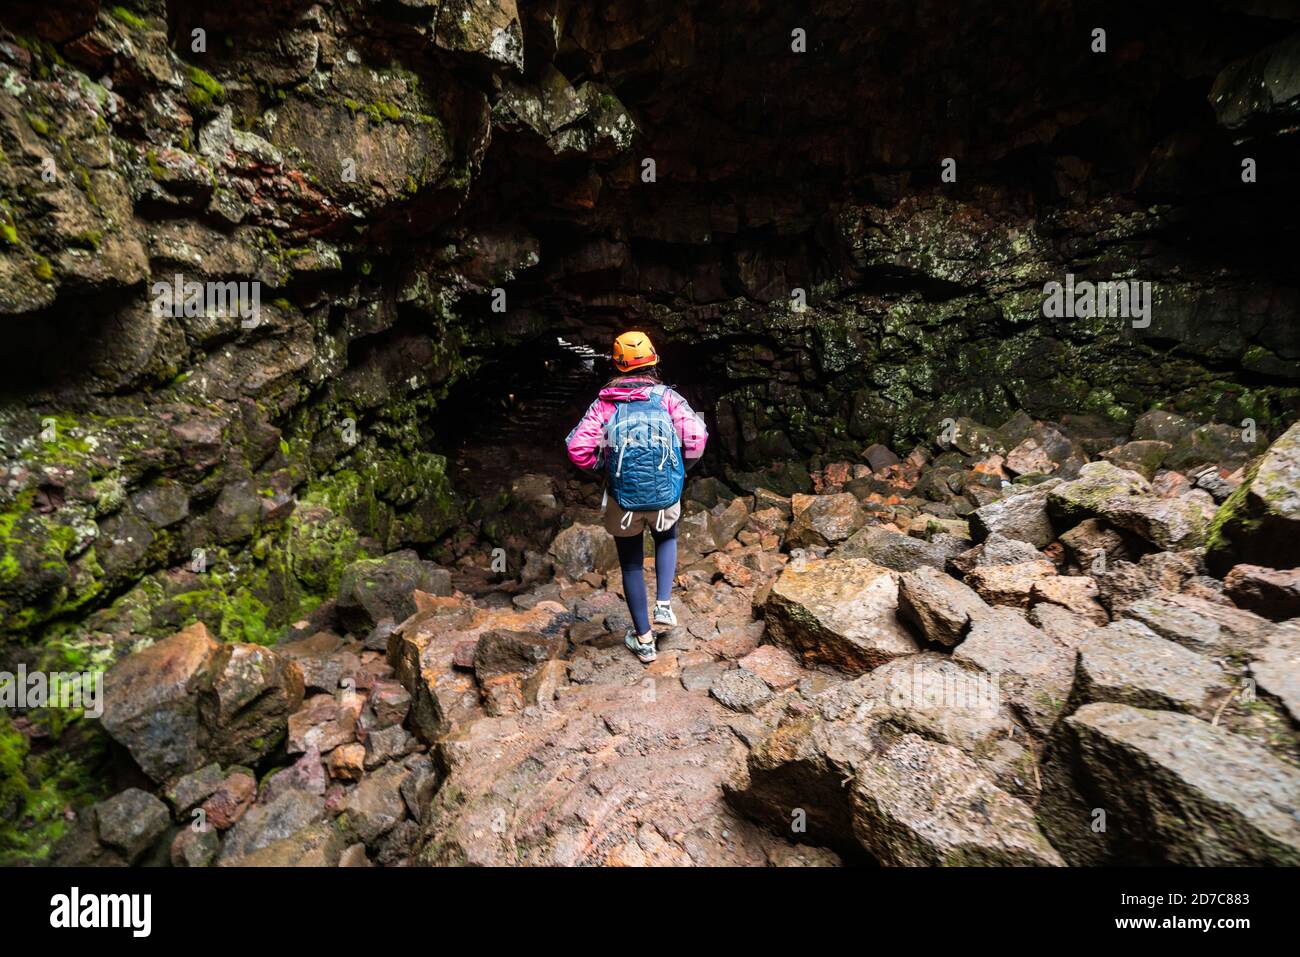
[327, 743, 366, 781]
[738, 645, 803, 690]
[1225, 564, 1300, 620]
[966, 560, 1057, 608]
[201, 771, 257, 830]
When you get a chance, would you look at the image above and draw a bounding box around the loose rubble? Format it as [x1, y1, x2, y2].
[41, 409, 1300, 867]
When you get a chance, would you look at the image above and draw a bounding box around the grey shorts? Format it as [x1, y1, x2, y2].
[603, 499, 681, 536]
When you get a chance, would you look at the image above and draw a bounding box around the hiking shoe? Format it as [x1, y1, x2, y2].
[652, 600, 677, 628]
[624, 628, 657, 664]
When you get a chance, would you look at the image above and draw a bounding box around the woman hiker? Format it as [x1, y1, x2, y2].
[565, 331, 708, 664]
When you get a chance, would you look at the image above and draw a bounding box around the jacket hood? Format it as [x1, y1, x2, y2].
[598, 379, 657, 402]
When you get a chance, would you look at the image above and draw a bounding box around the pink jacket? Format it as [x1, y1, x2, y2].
[566, 379, 708, 471]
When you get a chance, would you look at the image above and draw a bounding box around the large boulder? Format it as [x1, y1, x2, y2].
[1250, 622, 1300, 724]
[99, 622, 219, 783]
[951, 608, 1075, 736]
[100, 622, 305, 783]
[1069, 620, 1232, 718]
[1047, 461, 1149, 523]
[1206, 421, 1300, 573]
[725, 672, 1056, 865]
[337, 551, 452, 633]
[1040, 703, 1300, 865]
[850, 734, 1063, 866]
[763, 559, 920, 673]
[1121, 592, 1277, 656]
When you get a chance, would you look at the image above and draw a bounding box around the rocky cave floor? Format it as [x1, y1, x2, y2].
[40, 407, 1300, 867]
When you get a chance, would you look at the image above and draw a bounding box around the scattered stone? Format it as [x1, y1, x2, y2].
[365, 724, 417, 769]
[1132, 409, 1197, 444]
[1029, 575, 1108, 625]
[328, 743, 366, 781]
[95, 788, 171, 863]
[473, 628, 565, 680]
[548, 522, 621, 578]
[341, 762, 410, 847]
[948, 533, 1045, 576]
[786, 493, 868, 548]
[833, 524, 962, 572]
[897, 565, 990, 646]
[163, 763, 225, 817]
[287, 693, 360, 754]
[863, 443, 901, 472]
[277, 631, 349, 692]
[709, 669, 775, 713]
[737, 645, 803, 690]
[1100, 440, 1171, 479]
[99, 622, 219, 783]
[338, 551, 452, 633]
[1027, 602, 1098, 648]
[170, 826, 221, 868]
[1047, 461, 1150, 523]
[1122, 592, 1277, 656]
[225, 821, 346, 867]
[965, 560, 1057, 608]
[201, 770, 257, 830]
[970, 479, 1061, 547]
[217, 790, 326, 865]
[199, 641, 305, 768]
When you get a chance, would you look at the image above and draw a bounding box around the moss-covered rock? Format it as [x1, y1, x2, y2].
[1206, 421, 1300, 573]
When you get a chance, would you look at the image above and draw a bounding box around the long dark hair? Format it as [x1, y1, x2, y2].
[603, 365, 662, 390]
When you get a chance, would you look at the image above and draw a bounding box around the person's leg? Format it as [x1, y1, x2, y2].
[615, 531, 651, 637]
[650, 521, 678, 603]
[650, 521, 678, 626]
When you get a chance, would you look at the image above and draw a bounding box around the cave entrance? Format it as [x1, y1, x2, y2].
[430, 330, 721, 519]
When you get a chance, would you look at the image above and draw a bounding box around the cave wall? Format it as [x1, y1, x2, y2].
[1, 0, 1299, 658]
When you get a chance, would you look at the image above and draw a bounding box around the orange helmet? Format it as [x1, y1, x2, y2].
[612, 331, 658, 372]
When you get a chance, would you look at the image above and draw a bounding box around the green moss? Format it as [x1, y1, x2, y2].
[184, 66, 226, 110]
[69, 230, 102, 251]
[32, 255, 54, 282]
[25, 113, 49, 137]
[109, 6, 148, 29]
[363, 101, 401, 123]
[0, 222, 16, 246]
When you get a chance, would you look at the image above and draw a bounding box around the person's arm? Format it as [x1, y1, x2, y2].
[665, 389, 708, 468]
[566, 398, 610, 471]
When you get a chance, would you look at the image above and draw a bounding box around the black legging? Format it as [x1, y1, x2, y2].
[614, 522, 678, 636]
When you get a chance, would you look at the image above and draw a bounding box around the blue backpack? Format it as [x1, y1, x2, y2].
[603, 385, 685, 511]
